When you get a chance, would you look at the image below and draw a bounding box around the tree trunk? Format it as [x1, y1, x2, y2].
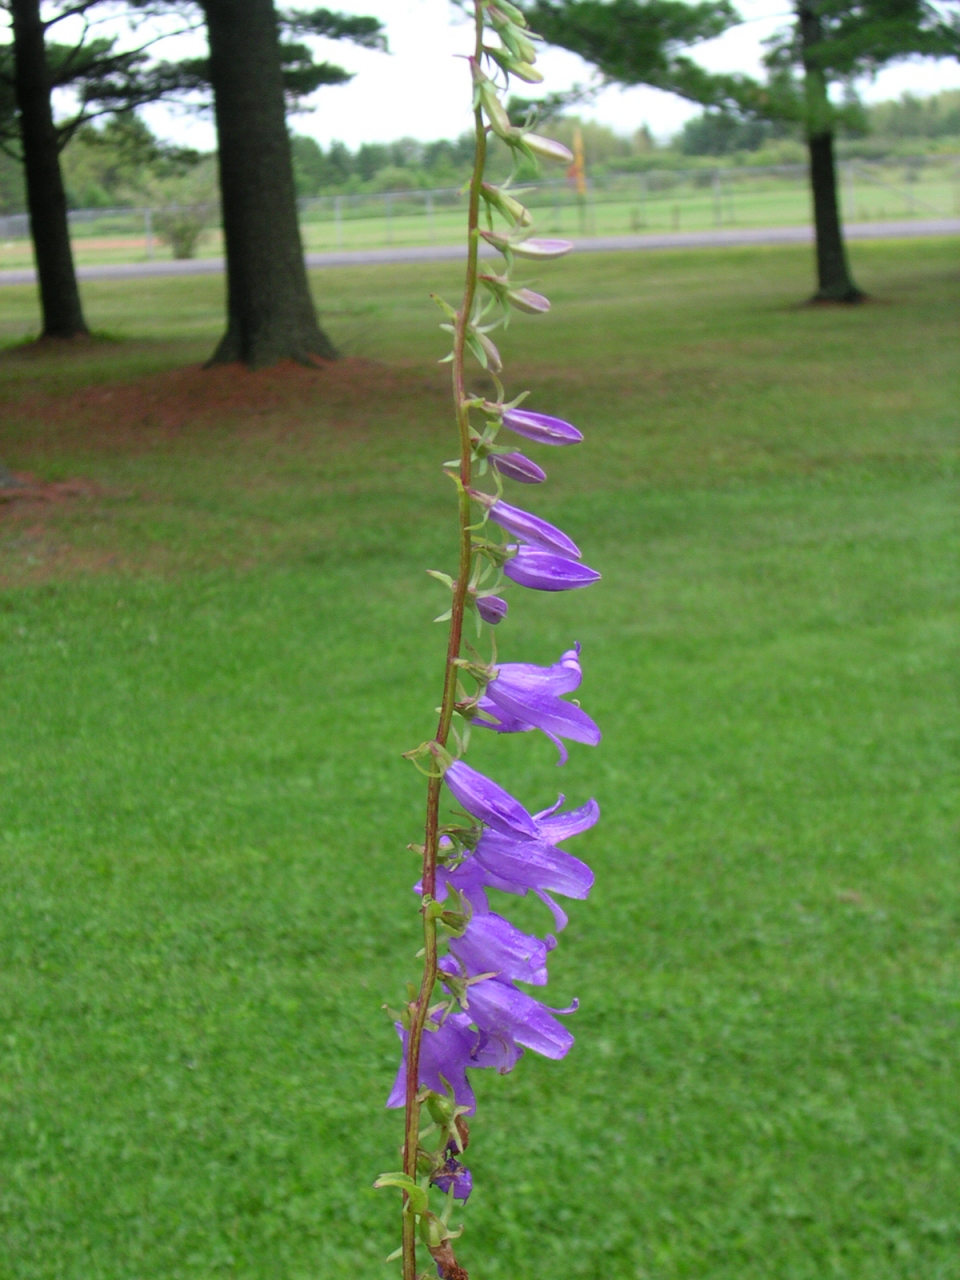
[202, 0, 336, 367]
[797, 0, 864, 304]
[10, 0, 89, 338]
[807, 129, 864, 303]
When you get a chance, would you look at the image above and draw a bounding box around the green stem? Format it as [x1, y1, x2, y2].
[400, 6, 487, 1278]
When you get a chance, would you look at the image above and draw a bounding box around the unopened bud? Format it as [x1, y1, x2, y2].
[508, 287, 550, 314]
[523, 133, 574, 164]
[480, 183, 533, 227]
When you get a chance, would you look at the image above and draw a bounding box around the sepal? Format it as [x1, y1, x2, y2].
[373, 1172, 428, 1216]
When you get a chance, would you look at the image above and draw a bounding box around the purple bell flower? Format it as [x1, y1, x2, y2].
[489, 500, 581, 559]
[449, 911, 552, 986]
[386, 1012, 481, 1114]
[474, 594, 508, 625]
[476, 645, 600, 764]
[492, 452, 546, 484]
[503, 545, 601, 592]
[443, 760, 538, 837]
[444, 965, 576, 1061]
[502, 407, 583, 446]
[474, 829, 595, 900]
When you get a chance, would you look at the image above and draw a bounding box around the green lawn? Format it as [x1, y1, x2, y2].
[0, 239, 958, 1280]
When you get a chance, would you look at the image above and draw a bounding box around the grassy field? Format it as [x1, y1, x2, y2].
[0, 238, 958, 1280]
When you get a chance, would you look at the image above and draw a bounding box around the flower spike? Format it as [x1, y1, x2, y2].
[385, 6, 599, 1274]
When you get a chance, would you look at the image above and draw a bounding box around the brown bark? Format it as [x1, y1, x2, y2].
[10, 0, 89, 338]
[202, 0, 336, 367]
[807, 129, 864, 302]
[797, 0, 864, 303]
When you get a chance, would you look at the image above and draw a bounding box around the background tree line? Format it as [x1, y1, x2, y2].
[1, 0, 958, 362]
[2, 83, 954, 218]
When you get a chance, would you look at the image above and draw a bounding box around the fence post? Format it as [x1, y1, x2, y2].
[385, 192, 393, 245]
[334, 195, 343, 249]
[713, 169, 722, 226]
[144, 207, 154, 260]
[639, 171, 647, 229]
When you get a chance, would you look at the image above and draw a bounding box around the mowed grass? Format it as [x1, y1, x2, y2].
[0, 239, 958, 1280]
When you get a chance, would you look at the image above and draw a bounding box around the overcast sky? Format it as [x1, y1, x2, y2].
[131, 0, 960, 151]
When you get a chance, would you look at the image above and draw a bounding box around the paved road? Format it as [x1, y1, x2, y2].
[1, 218, 957, 286]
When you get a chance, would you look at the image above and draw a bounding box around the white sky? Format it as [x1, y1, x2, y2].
[128, 0, 960, 151]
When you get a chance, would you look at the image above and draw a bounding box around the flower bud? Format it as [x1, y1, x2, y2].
[472, 64, 516, 139]
[481, 183, 533, 227]
[503, 545, 601, 591]
[474, 594, 508, 625]
[479, 229, 574, 261]
[492, 451, 546, 483]
[502, 407, 583, 445]
[523, 133, 574, 164]
[489, 499, 580, 558]
[466, 329, 502, 372]
[508, 287, 550, 314]
[486, 0, 530, 28]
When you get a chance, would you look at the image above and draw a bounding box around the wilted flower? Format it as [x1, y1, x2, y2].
[432, 1154, 473, 1202]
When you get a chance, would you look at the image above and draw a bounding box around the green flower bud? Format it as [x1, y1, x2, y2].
[485, 0, 529, 27]
[523, 133, 574, 164]
[485, 46, 543, 82]
[481, 183, 533, 227]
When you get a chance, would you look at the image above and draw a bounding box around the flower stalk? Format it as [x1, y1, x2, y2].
[378, 4, 597, 1277]
[400, 15, 487, 1273]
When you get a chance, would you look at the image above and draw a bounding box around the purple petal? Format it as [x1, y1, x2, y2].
[472, 694, 534, 735]
[485, 686, 600, 751]
[534, 888, 569, 932]
[496, 645, 583, 697]
[503, 546, 600, 592]
[386, 1013, 480, 1114]
[510, 238, 574, 260]
[492, 452, 546, 484]
[464, 977, 575, 1060]
[489, 500, 581, 559]
[444, 761, 538, 837]
[473, 1026, 525, 1074]
[434, 860, 492, 914]
[501, 408, 583, 446]
[475, 830, 594, 900]
[475, 594, 508, 625]
[535, 797, 601, 844]
[433, 1161, 473, 1202]
[449, 912, 550, 986]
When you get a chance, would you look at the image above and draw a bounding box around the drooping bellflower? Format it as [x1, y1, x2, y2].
[376, 6, 600, 1277]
